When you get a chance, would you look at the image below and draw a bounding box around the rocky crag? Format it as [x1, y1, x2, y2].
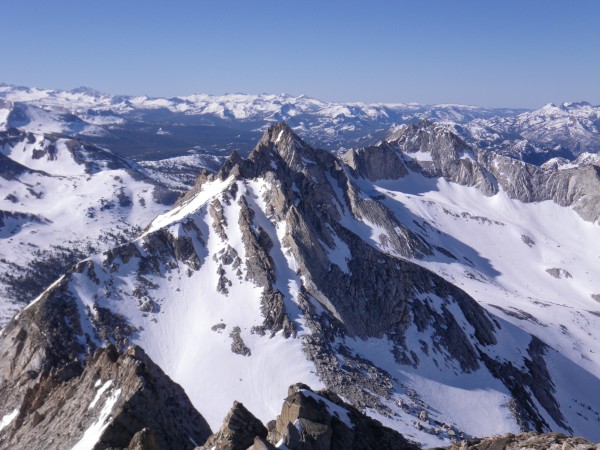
[0, 344, 211, 449]
[350, 120, 600, 223]
[199, 383, 419, 450]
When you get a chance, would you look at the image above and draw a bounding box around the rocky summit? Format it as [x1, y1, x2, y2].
[0, 116, 599, 449]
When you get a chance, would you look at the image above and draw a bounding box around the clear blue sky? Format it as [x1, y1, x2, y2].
[1, 0, 598, 108]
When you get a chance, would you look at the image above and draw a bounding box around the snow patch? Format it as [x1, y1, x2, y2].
[325, 233, 351, 274]
[71, 388, 121, 450]
[0, 408, 19, 431]
[88, 380, 113, 409]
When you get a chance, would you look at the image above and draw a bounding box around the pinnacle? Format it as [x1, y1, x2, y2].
[256, 122, 315, 166]
[259, 122, 300, 146]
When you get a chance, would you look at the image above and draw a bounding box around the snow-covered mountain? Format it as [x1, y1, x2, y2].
[3, 84, 598, 171]
[0, 128, 179, 326]
[1, 122, 599, 449]
[447, 101, 600, 164]
[0, 83, 526, 161]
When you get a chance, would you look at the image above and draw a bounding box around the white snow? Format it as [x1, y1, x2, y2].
[365, 171, 600, 440]
[0, 408, 19, 431]
[145, 176, 234, 234]
[344, 331, 520, 440]
[68, 178, 324, 431]
[71, 388, 121, 450]
[0, 107, 9, 131]
[408, 150, 434, 162]
[88, 380, 113, 409]
[275, 130, 285, 143]
[324, 233, 351, 274]
[0, 132, 170, 327]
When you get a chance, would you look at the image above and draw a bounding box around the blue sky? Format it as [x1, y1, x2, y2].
[2, 0, 598, 107]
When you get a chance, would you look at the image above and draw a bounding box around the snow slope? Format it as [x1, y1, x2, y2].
[0, 130, 174, 326]
[354, 172, 600, 441]
[66, 177, 324, 429]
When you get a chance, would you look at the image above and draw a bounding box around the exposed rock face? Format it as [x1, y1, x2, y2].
[480, 151, 600, 223]
[391, 121, 497, 196]
[351, 120, 496, 194]
[199, 401, 269, 450]
[0, 345, 211, 449]
[268, 383, 418, 450]
[344, 120, 600, 223]
[200, 384, 418, 450]
[343, 141, 409, 181]
[437, 431, 599, 450]
[230, 326, 251, 356]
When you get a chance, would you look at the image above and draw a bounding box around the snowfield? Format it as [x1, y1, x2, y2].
[0, 131, 172, 326]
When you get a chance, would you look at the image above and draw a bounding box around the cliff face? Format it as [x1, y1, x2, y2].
[345, 120, 600, 223]
[0, 344, 211, 450]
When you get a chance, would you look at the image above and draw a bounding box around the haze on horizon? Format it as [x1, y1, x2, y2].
[1, 0, 598, 109]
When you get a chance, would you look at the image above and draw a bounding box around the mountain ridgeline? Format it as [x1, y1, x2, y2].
[0, 121, 599, 449]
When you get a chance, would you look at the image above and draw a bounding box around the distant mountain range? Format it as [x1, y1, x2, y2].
[1, 84, 597, 169]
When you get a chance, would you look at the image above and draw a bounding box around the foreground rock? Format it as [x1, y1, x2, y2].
[201, 383, 419, 450]
[437, 431, 599, 450]
[0, 345, 211, 449]
[199, 401, 270, 450]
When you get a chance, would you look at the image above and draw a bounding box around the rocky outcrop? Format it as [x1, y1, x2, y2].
[199, 401, 269, 450]
[268, 383, 418, 450]
[200, 383, 418, 450]
[436, 431, 599, 450]
[479, 150, 600, 223]
[342, 141, 409, 181]
[0, 345, 211, 449]
[344, 120, 600, 223]
[345, 121, 497, 195]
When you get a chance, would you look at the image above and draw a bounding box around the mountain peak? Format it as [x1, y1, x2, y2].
[256, 122, 315, 166]
[69, 86, 107, 97]
[563, 101, 592, 108]
[386, 119, 466, 148]
[213, 123, 319, 182]
[259, 122, 301, 146]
